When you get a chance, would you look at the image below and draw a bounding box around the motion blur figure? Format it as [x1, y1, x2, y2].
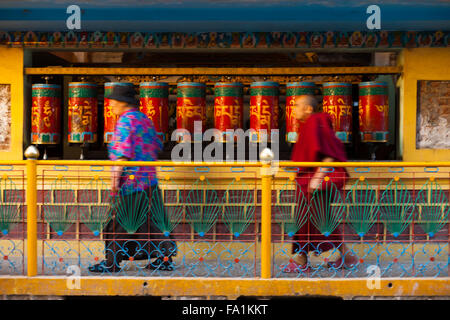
[89, 85, 176, 273]
[284, 95, 358, 273]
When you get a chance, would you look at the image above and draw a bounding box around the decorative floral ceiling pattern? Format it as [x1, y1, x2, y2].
[0, 30, 448, 49]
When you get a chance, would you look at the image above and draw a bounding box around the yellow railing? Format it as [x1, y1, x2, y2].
[12, 155, 449, 279]
[0, 150, 449, 297]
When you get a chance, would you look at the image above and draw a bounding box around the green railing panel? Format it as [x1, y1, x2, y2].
[222, 179, 255, 237]
[416, 179, 449, 238]
[379, 178, 414, 237]
[0, 176, 22, 236]
[346, 178, 378, 237]
[44, 176, 76, 236]
[275, 180, 308, 237]
[185, 177, 220, 237]
[309, 181, 345, 237]
[79, 176, 111, 236]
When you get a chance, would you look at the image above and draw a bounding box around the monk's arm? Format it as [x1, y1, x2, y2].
[309, 157, 335, 190]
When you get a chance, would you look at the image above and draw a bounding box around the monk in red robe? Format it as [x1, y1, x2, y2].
[284, 95, 357, 272]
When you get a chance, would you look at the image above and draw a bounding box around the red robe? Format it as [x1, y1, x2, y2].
[290, 112, 349, 254]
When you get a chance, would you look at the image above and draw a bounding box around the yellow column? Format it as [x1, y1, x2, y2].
[260, 147, 274, 279]
[0, 47, 25, 161]
[260, 163, 272, 279]
[398, 48, 450, 161]
[25, 146, 39, 276]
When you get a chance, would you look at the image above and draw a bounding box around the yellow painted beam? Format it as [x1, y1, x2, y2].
[0, 277, 447, 298]
[1, 160, 449, 168]
[34, 160, 262, 167]
[0, 161, 26, 165]
[0, 160, 444, 167]
[24, 66, 402, 76]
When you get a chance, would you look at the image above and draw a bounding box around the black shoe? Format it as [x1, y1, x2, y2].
[146, 257, 174, 271]
[89, 260, 121, 273]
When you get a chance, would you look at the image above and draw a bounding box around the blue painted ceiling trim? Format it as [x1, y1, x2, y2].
[0, 3, 449, 31]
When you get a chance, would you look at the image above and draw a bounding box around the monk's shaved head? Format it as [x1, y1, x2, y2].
[293, 95, 321, 120]
[295, 95, 320, 112]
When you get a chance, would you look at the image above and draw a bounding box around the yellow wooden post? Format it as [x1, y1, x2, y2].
[25, 146, 39, 277]
[260, 148, 274, 279]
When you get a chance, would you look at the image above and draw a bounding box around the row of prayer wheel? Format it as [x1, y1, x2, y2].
[30, 81, 389, 145]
